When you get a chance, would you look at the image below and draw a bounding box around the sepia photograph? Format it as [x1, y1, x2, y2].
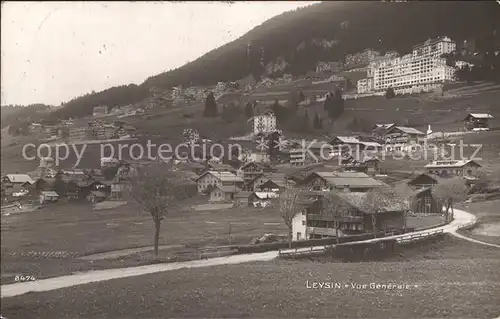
[1, 1, 500, 318]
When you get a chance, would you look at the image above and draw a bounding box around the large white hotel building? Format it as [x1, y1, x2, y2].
[357, 36, 457, 94]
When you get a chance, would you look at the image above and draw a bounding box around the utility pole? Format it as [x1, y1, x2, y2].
[228, 221, 232, 245]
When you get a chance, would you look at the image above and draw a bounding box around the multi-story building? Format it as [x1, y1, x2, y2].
[195, 171, 244, 193]
[215, 82, 227, 96]
[171, 86, 183, 101]
[345, 49, 380, 68]
[316, 61, 344, 73]
[248, 112, 277, 134]
[357, 37, 457, 94]
[425, 159, 481, 178]
[69, 127, 88, 141]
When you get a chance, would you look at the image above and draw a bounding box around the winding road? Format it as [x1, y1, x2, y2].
[1, 208, 498, 299]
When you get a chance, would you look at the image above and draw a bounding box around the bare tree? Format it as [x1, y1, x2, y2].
[129, 163, 192, 256]
[362, 186, 409, 237]
[320, 192, 352, 243]
[275, 187, 303, 248]
[432, 177, 468, 222]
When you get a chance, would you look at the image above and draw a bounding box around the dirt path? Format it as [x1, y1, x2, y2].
[1, 208, 496, 298]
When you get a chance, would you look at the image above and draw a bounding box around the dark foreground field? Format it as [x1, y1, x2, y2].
[2, 236, 500, 319]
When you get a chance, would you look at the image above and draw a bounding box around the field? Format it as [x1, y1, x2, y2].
[1, 236, 499, 318]
[457, 199, 500, 245]
[0, 201, 286, 284]
[0, 199, 447, 285]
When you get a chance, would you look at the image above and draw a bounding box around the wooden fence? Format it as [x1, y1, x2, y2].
[278, 228, 448, 258]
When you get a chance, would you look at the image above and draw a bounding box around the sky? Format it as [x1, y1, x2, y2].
[1, 1, 319, 106]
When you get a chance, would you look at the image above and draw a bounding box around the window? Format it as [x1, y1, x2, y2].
[302, 220, 305, 226]
[296, 232, 302, 240]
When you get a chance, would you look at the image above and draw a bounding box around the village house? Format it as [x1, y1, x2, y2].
[204, 163, 237, 175]
[1, 174, 35, 195]
[248, 191, 278, 207]
[291, 191, 405, 240]
[93, 105, 109, 117]
[208, 185, 241, 202]
[406, 173, 443, 215]
[342, 156, 381, 175]
[233, 191, 252, 207]
[87, 190, 107, 204]
[195, 171, 244, 193]
[302, 171, 384, 193]
[248, 111, 277, 135]
[240, 162, 268, 183]
[463, 113, 495, 130]
[39, 190, 59, 204]
[248, 173, 293, 192]
[372, 123, 396, 139]
[425, 159, 481, 178]
[384, 126, 426, 146]
[330, 136, 383, 154]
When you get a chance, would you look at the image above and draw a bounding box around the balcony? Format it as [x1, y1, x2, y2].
[308, 214, 363, 222]
[307, 227, 338, 236]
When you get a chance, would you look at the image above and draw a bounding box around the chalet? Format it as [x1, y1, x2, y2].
[240, 162, 274, 183]
[208, 185, 241, 202]
[247, 173, 291, 191]
[1, 174, 35, 195]
[195, 171, 244, 193]
[384, 126, 426, 145]
[411, 187, 441, 215]
[342, 156, 381, 175]
[248, 191, 278, 207]
[330, 136, 382, 154]
[425, 159, 481, 178]
[39, 190, 59, 204]
[406, 173, 443, 215]
[302, 171, 384, 192]
[87, 190, 107, 204]
[109, 181, 130, 200]
[205, 163, 237, 174]
[463, 113, 495, 130]
[372, 123, 395, 139]
[407, 173, 441, 189]
[233, 191, 252, 207]
[291, 191, 405, 240]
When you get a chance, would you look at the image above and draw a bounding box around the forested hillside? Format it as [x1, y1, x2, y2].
[13, 1, 500, 120]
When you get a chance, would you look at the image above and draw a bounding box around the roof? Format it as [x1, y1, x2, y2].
[338, 192, 407, 214]
[465, 113, 494, 120]
[5, 174, 34, 184]
[407, 173, 444, 185]
[256, 173, 294, 188]
[208, 163, 235, 171]
[40, 191, 59, 197]
[89, 190, 107, 197]
[391, 126, 425, 135]
[332, 136, 360, 144]
[196, 171, 244, 183]
[251, 192, 279, 200]
[311, 172, 384, 188]
[425, 159, 481, 169]
[374, 123, 395, 129]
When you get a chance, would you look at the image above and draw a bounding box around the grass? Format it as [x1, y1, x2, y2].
[1, 236, 499, 318]
[1, 201, 286, 284]
[457, 199, 500, 246]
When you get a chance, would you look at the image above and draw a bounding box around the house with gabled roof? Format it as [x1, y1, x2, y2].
[302, 171, 384, 192]
[208, 185, 241, 202]
[384, 126, 426, 145]
[195, 171, 244, 193]
[291, 190, 405, 241]
[463, 113, 495, 130]
[425, 159, 481, 178]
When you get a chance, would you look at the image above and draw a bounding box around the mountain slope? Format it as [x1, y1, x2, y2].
[46, 1, 500, 119]
[142, 1, 500, 89]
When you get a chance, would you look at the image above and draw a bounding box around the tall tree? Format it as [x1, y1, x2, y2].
[275, 187, 303, 248]
[432, 177, 468, 223]
[313, 113, 322, 130]
[244, 102, 254, 118]
[203, 92, 218, 117]
[385, 87, 396, 99]
[320, 192, 352, 243]
[129, 163, 192, 256]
